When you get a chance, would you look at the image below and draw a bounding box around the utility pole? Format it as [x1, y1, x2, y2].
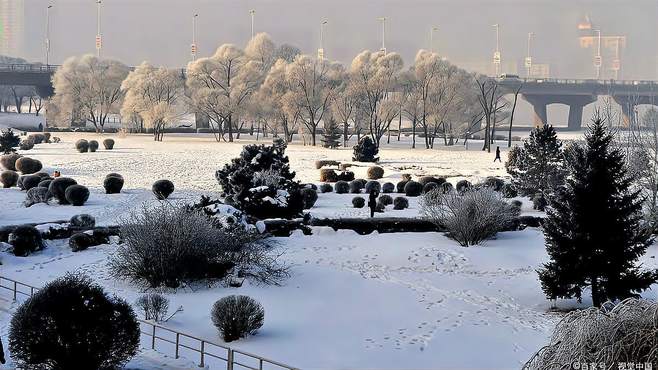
[45, 5, 53, 65]
[378, 17, 387, 55]
[430, 26, 438, 53]
[525, 32, 534, 78]
[493, 24, 501, 76]
[250, 10, 256, 40]
[191, 14, 198, 61]
[96, 0, 102, 58]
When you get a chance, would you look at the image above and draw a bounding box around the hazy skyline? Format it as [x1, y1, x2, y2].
[17, 0, 658, 80]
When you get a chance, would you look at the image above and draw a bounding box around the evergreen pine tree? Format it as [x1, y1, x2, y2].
[538, 118, 657, 307]
[321, 119, 341, 149]
[0, 128, 20, 154]
[507, 124, 565, 197]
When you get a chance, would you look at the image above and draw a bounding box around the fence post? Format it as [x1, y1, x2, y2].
[13, 281, 17, 301]
[175, 333, 180, 359]
[200, 340, 205, 367]
[227, 349, 234, 370]
[151, 324, 156, 349]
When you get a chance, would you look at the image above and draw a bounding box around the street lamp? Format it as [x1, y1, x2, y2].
[95, 0, 102, 57]
[378, 17, 387, 54]
[318, 20, 328, 60]
[191, 14, 198, 61]
[45, 5, 53, 65]
[594, 29, 602, 79]
[525, 32, 534, 78]
[430, 26, 438, 54]
[250, 10, 256, 40]
[492, 24, 501, 76]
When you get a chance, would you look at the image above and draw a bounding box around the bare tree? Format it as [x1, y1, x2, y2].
[475, 77, 507, 152]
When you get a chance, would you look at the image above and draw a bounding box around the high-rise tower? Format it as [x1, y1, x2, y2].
[0, 0, 25, 58]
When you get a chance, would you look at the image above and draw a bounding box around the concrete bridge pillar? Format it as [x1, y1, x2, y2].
[612, 96, 636, 126]
[566, 96, 597, 131]
[522, 95, 548, 127]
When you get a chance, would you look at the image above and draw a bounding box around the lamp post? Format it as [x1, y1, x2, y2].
[250, 9, 256, 40]
[318, 20, 328, 60]
[95, 0, 102, 57]
[378, 17, 387, 54]
[45, 5, 53, 65]
[492, 23, 501, 76]
[430, 26, 438, 53]
[191, 14, 198, 61]
[525, 32, 534, 78]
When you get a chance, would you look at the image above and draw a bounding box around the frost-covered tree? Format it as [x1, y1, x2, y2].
[50, 55, 130, 132]
[538, 118, 657, 307]
[258, 59, 299, 142]
[274, 43, 301, 63]
[187, 44, 263, 142]
[321, 118, 341, 148]
[120, 62, 187, 141]
[349, 50, 403, 147]
[331, 70, 360, 146]
[245, 33, 276, 72]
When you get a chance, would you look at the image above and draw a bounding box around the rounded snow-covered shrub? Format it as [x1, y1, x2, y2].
[8, 225, 44, 256]
[349, 180, 364, 194]
[418, 176, 439, 186]
[301, 188, 318, 209]
[15, 157, 42, 174]
[0, 153, 21, 170]
[501, 183, 518, 198]
[354, 178, 367, 187]
[335, 180, 349, 194]
[8, 274, 140, 369]
[70, 214, 96, 228]
[382, 182, 395, 193]
[483, 176, 505, 191]
[49, 177, 78, 204]
[88, 140, 99, 152]
[152, 179, 175, 200]
[103, 138, 115, 150]
[393, 196, 409, 210]
[43, 132, 51, 142]
[75, 139, 89, 153]
[27, 133, 45, 144]
[38, 178, 52, 189]
[396, 180, 408, 193]
[532, 192, 547, 211]
[423, 182, 439, 194]
[319, 169, 338, 182]
[106, 172, 123, 179]
[439, 182, 454, 194]
[21, 175, 41, 191]
[365, 181, 381, 194]
[379, 194, 393, 205]
[337, 171, 355, 182]
[352, 196, 365, 208]
[65, 184, 90, 206]
[34, 172, 51, 180]
[19, 139, 34, 151]
[367, 166, 385, 180]
[1, 170, 19, 188]
[211, 295, 265, 342]
[404, 181, 423, 197]
[375, 201, 386, 212]
[104, 174, 124, 194]
[456, 179, 472, 193]
[24, 187, 51, 207]
[69, 233, 94, 252]
[319, 183, 333, 193]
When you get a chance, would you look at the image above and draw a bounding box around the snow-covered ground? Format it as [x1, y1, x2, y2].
[2, 132, 656, 369]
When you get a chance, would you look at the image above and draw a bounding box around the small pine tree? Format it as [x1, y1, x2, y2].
[321, 119, 341, 149]
[538, 118, 657, 307]
[0, 128, 20, 154]
[352, 136, 379, 162]
[507, 124, 565, 197]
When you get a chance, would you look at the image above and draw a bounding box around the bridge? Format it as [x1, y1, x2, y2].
[0, 64, 59, 97]
[497, 77, 658, 129]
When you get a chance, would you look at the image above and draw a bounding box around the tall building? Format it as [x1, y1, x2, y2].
[0, 0, 25, 58]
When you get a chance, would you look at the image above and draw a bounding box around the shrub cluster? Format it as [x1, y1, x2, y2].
[24, 187, 51, 207]
[319, 168, 338, 182]
[319, 183, 333, 193]
[0, 152, 21, 170]
[48, 177, 78, 204]
[8, 225, 44, 256]
[211, 295, 265, 342]
[337, 171, 355, 182]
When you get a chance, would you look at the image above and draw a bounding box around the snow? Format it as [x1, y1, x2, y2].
[2, 132, 657, 369]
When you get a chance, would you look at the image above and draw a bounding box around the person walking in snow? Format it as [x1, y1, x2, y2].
[494, 146, 502, 162]
[368, 188, 378, 218]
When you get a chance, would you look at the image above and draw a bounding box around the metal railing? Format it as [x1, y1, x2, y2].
[0, 64, 60, 73]
[0, 275, 298, 370]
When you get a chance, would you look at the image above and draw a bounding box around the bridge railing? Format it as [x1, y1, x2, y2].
[497, 76, 658, 87]
[0, 64, 60, 73]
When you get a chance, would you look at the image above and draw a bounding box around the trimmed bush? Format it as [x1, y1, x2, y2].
[1, 170, 18, 188]
[456, 179, 472, 193]
[24, 187, 51, 207]
[19, 139, 34, 151]
[378, 194, 393, 205]
[319, 183, 333, 193]
[349, 180, 364, 193]
[352, 196, 365, 208]
[75, 139, 89, 153]
[337, 171, 355, 182]
[65, 185, 90, 206]
[354, 178, 367, 187]
[396, 180, 408, 193]
[335, 180, 349, 194]
[34, 172, 51, 180]
[8, 225, 44, 256]
[89, 140, 99, 152]
[301, 188, 319, 209]
[70, 214, 96, 228]
[393, 196, 409, 210]
[21, 175, 41, 191]
[43, 132, 51, 142]
[365, 181, 381, 194]
[8, 274, 140, 369]
[423, 182, 439, 194]
[69, 233, 94, 252]
[319, 169, 338, 182]
[418, 176, 442, 186]
[106, 172, 124, 179]
[152, 179, 175, 200]
[501, 183, 518, 198]
[49, 177, 78, 204]
[382, 182, 395, 193]
[103, 138, 115, 150]
[439, 182, 454, 194]
[27, 133, 45, 144]
[0, 153, 21, 170]
[15, 157, 42, 174]
[211, 295, 265, 342]
[367, 166, 385, 180]
[404, 181, 423, 196]
[104, 175, 124, 194]
[483, 176, 505, 191]
[135, 293, 169, 322]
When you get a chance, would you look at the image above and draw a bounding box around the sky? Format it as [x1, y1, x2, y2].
[18, 0, 658, 80]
